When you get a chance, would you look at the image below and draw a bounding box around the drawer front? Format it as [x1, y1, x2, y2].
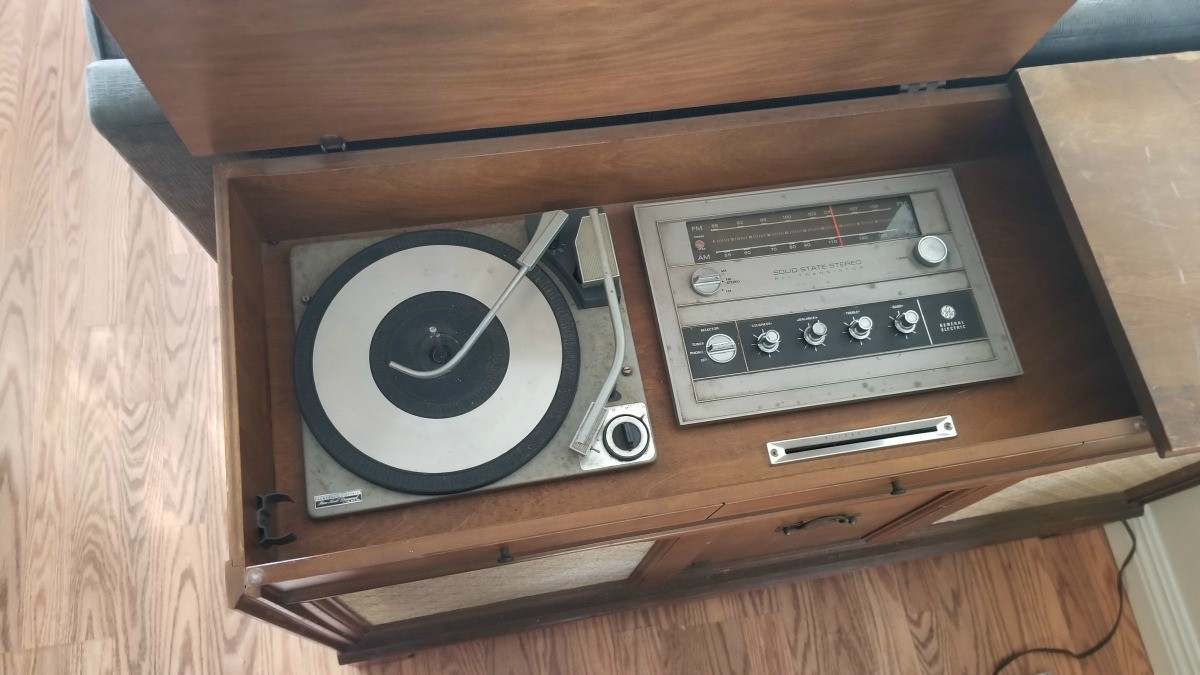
[694, 491, 936, 566]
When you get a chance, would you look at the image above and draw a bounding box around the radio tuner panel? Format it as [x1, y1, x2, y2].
[634, 169, 1021, 425]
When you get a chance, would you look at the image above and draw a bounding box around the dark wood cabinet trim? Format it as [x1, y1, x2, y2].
[233, 593, 354, 651]
[339, 495, 1141, 663]
[866, 486, 1001, 544]
[630, 536, 720, 586]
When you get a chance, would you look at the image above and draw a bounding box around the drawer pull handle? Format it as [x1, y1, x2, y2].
[777, 514, 859, 536]
[497, 546, 514, 564]
[890, 480, 907, 496]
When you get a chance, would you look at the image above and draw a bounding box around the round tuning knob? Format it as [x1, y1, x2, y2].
[802, 321, 828, 346]
[705, 333, 738, 364]
[755, 329, 781, 354]
[914, 235, 948, 266]
[603, 415, 649, 461]
[894, 309, 920, 334]
[690, 267, 723, 296]
[847, 316, 873, 340]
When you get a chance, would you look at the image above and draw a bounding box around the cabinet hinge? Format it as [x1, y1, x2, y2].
[318, 134, 347, 153]
[900, 81, 947, 93]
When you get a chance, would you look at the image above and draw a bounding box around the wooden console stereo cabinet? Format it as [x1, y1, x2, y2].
[92, 0, 1200, 662]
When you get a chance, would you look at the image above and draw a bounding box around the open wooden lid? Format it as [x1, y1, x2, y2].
[91, 0, 1072, 156]
[1017, 53, 1200, 458]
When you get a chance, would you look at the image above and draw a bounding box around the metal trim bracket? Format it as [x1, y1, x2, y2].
[767, 415, 956, 465]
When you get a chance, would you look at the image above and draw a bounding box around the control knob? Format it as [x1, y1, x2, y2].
[690, 267, 723, 296]
[603, 415, 650, 461]
[802, 321, 828, 346]
[847, 316, 873, 340]
[704, 333, 738, 364]
[894, 309, 921, 334]
[755, 329, 781, 355]
[914, 235, 949, 266]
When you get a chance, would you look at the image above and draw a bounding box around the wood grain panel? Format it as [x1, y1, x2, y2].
[1017, 54, 1200, 457]
[223, 86, 1022, 241]
[237, 148, 1141, 570]
[351, 519, 1149, 670]
[88, 0, 1071, 154]
[688, 491, 937, 567]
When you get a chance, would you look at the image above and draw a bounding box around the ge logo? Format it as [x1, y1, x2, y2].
[940, 305, 956, 320]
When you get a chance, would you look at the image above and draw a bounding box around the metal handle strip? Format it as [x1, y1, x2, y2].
[767, 415, 956, 465]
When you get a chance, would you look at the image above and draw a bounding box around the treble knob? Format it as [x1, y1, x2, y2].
[894, 309, 920, 334]
[847, 316, 873, 340]
[802, 321, 828, 346]
[755, 329, 782, 355]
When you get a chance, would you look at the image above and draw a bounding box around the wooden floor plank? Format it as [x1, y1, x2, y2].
[0, 0, 1157, 673]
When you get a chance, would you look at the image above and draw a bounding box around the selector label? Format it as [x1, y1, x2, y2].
[681, 289, 989, 380]
[681, 321, 747, 379]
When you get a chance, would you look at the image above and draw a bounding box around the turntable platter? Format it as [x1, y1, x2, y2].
[294, 230, 580, 495]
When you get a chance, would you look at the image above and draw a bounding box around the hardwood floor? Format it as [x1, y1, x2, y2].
[0, 0, 1154, 673]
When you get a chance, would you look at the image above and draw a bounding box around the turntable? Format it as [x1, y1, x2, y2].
[291, 209, 656, 518]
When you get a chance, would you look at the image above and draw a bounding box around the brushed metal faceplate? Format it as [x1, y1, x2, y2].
[634, 169, 1021, 425]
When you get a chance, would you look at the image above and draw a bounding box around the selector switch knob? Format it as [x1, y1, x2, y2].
[848, 316, 874, 340]
[690, 267, 723, 296]
[914, 235, 949, 266]
[894, 309, 921, 334]
[803, 321, 828, 346]
[755, 329, 782, 354]
[704, 333, 738, 364]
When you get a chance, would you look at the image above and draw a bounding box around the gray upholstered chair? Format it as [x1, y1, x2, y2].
[85, 0, 1200, 257]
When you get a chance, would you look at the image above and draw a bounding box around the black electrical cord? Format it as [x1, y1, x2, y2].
[991, 520, 1138, 674]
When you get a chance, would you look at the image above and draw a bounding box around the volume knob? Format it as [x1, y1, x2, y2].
[848, 316, 873, 340]
[894, 309, 920, 334]
[755, 329, 781, 354]
[802, 321, 828, 346]
[691, 267, 723, 296]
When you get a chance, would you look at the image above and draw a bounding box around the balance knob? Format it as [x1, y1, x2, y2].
[894, 309, 921, 334]
[848, 316, 873, 340]
[690, 267, 723, 296]
[914, 235, 949, 266]
[803, 321, 828, 346]
[755, 329, 781, 354]
[704, 333, 738, 364]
